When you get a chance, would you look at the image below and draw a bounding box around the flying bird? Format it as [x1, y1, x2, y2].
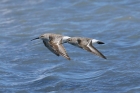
[31, 33, 71, 60]
[67, 37, 106, 59]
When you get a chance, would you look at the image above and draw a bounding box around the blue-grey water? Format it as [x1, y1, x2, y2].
[0, 0, 140, 93]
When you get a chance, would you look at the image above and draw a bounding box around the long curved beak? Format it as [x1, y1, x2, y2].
[31, 37, 39, 41]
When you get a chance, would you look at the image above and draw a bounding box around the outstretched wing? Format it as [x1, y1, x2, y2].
[87, 40, 106, 59]
[49, 37, 70, 60]
[43, 40, 59, 56]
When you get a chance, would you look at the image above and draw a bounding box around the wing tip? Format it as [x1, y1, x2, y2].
[67, 57, 71, 60]
[64, 55, 71, 60]
[102, 56, 107, 59]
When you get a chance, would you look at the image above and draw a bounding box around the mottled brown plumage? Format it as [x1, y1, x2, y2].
[67, 37, 106, 59]
[32, 33, 70, 60]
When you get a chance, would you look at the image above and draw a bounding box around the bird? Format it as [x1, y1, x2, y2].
[31, 33, 71, 60]
[66, 37, 106, 59]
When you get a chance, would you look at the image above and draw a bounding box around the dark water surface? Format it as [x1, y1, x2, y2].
[0, 0, 140, 93]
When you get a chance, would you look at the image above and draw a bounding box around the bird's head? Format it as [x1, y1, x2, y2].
[31, 34, 49, 41]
